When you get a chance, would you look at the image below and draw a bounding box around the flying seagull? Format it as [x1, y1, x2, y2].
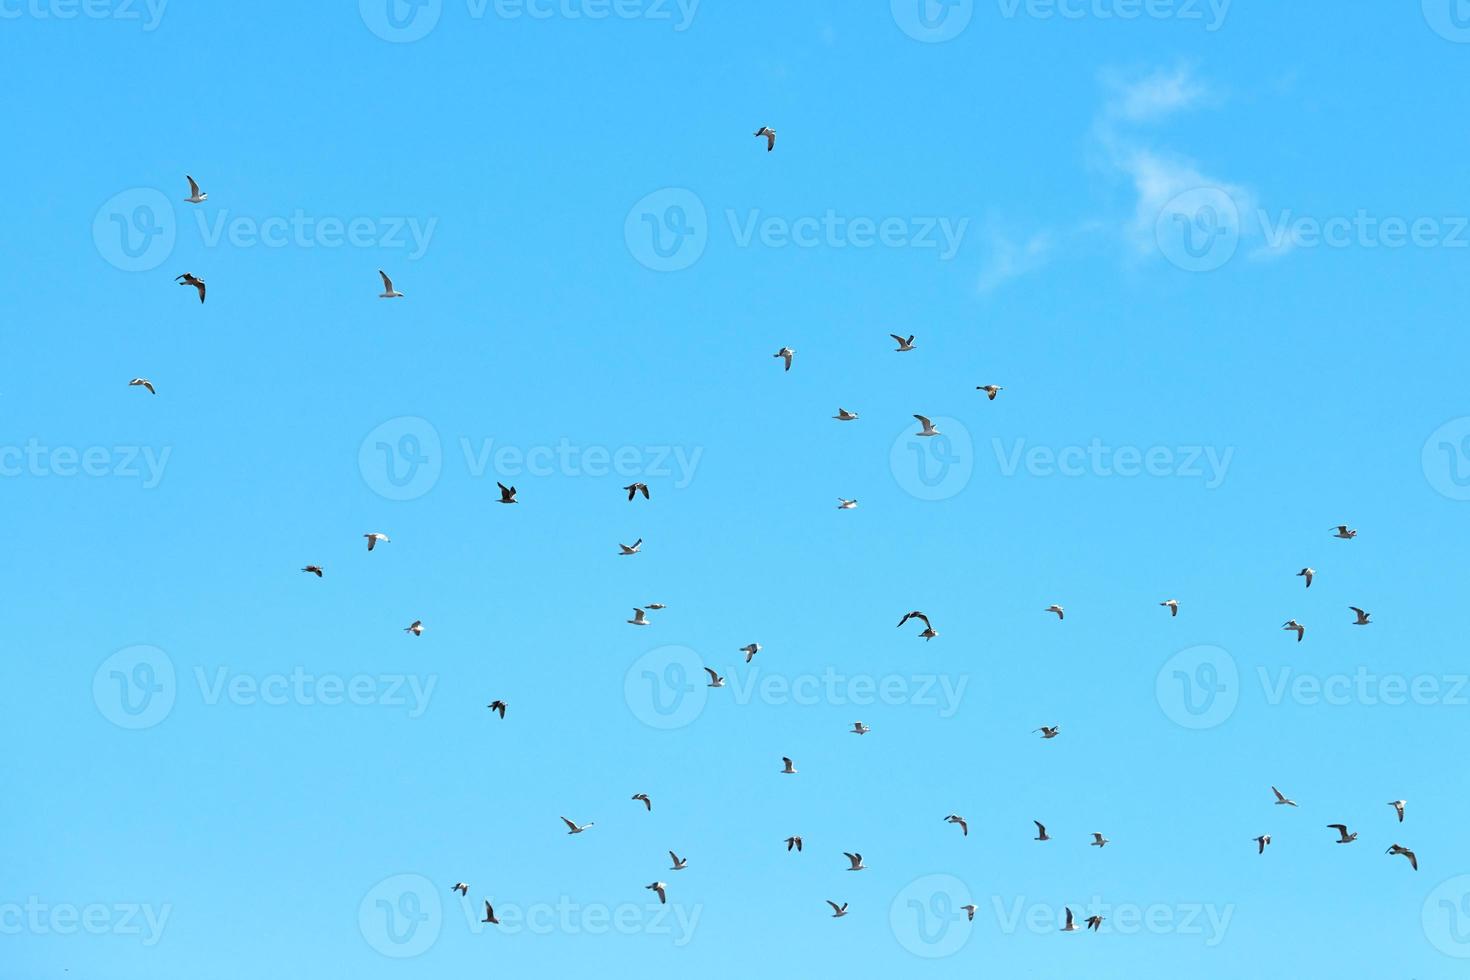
[175, 272, 206, 304]
[1091, 832, 1110, 848]
[739, 643, 761, 662]
[1282, 620, 1305, 643]
[774, 347, 794, 371]
[645, 603, 667, 610]
[944, 814, 968, 837]
[913, 414, 940, 437]
[481, 901, 499, 925]
[754, 126, 776, 151]
[128, 378, 156, 395]
[786, 836, 803, 852]
[1350, 606, 1372, 625]
[487, 700, 506, 718]
[1045, 604, 1065, 620]
[704, 667, 725, 688]
[627, 608, 650, 627]
[850, 721, 871, 735]
[1389, 800, 1406, 822]
[1086, 915, 1103, 932]
[977, 385, 1004, 400]
[781, 756, 797, 775]
[404, 620, 423, 636]
[896, 611, 937, 640]
[451, 882, 469, 896]
[377, 270, 403, 298]
[1061, 907, 1079, 932]
[1160, 599, 1179, 617]
[890, 334, 917, 352]
[561, 817, 594, 834]
[826, 901, 848, 918]
[646, 882, 668, 904]
[364, 532, 390, 551]
[632, 793, 652, 812]
[961, 904, 977, 921]
[624, 483, 650, 501]
[1298, 567, 1314, 588]
[833, 408, 859, 421]
[184, 175, 207, 204]
[301, 565, 323, 577]
[496, 482, 518, 504]
[1254, 834, 1271, 854]
[669, 851, 687, 871]
[837, 498, 858, 510]
[1034, 821, 1050, 841]
[1035, 726, 1060, 739]
[1386, 844, 1418, 870]
[1271, 786, 1297, 807]
[618, 539, 643, 555]
[843, 852, 867, 871]
[1327, 823, 1358, 844]
[1331, 525, 1357, 539]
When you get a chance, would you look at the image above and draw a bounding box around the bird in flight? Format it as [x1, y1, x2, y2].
[961, 904, 977, 921]
[404, 620, 424, 636]
[481, 901, 499, 925]
[781, 756, 798, 775]
[1254, 834, 1271, 854]
[944, 814, 968, 837]
[1389, 800, 1407, 822]
[913, 414, 940, 437]
[774, 347, 795, 371]
[496, 482, 518, 504]
[739, 643, 761, 663]
[833, 407, 859, 421]
[175, 272, 206, 303]
[1271, 786, 1297, 807]
[1160, 599, 1179, 617]
[890, 334, 917, 352]
[704, 667, 725, 688]
[897, 611, 937, 640]
[624, 483, 650, 501]
[487, 700, 506, 719]
[1061, 907, 1079, 932]
[786, 835, 803, 852]
[669, 851, 687, 870]
[183, 174, 207, 204]
[646, 882, 668, 904]
[364, 532, 390, 551]
[976, 384, 1004, 401]
[451, 882, 469, 896]
[843, 852, 866, 871]
[377, 270, 403, 298]
[1034, 820, 1050, 841]
[1297, 567, 1315, 588]
[1085, 915, 1103, 932]
[645, 603, 667, 610]
[301, 565, 323, 578]
[1035, 726, 1060, 739]
[837, 498, 858, 510]
[754, 126, 776, 151]
[1282, 620, 1305, 643]
[1327, 823, 1358, 844]
[1045, 604, 1065, 621]
[561, 817, 594, 834]
[1331, 525, 1357, 539]
[128, 378, 156, 395]
[1350, 606, 1372, 625]
[632, 793, 652, 812]
[850, 721, 871, 735]
[627, 608, 650, 627]
[618, 539, 643, 555]
[1090, 832, 1110, 848]
[826, 900, 848, 918]
[1386, 844, 1418, 870]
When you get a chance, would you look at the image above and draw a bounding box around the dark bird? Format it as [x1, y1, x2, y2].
[487, 700, 506, 718]
[497, 482, 518, 504]
[754, 126, 776, 151]
[301, 565, 323, 577]
[175, 272, 206, 303]
[624, 483, 650, 501]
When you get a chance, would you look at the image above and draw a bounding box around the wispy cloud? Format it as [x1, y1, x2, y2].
[1100, 66, 1208, 124]
[977, 230, 1054, 293]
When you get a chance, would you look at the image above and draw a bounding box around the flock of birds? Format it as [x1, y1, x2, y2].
[139, 161, 1419, 935]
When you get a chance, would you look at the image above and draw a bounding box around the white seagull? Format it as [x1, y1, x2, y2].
[1254, 834, 1271, 854]
[364, 532, 390, 551]
[1389, 800, 1406, 822]
[774, 347, 794, 371]
[913, 414, 940, 437]
[704, 667, 725, 688]
[619, 539, 643, 555]
[833, 408, 859, 421]
[890, 333, 917, 352]
[1282, 620, 1305, 643]
[850, 721, 870, 735]
[1045, 604, 1065, 620]
[739, 643, 761, 663]
[1331, 525, 1358, 539]
[944, 814, 968, 837]
[404, 620, 424, 636]
[1386, 844, 1418, 870]
[378, 270, 404, 298]
[1062, 907, 1079, 932]
[1297, 567, 1315, 588]
[184, 175, 207, 204]
[1160, 599, 1179, 617]
[837, 498, 858, 510]
[561, 816, 594, 834]
[1271, 786, 1298, 807]
[128, 378, 156, 395]
[1350, 606, 1372, 625]
[827, 900, 848, 918]
[977, 384, 1004, 401]
[843, 852, 866, 871]
[627, 608, 650, 626]
[1091, 832, 1110, 848]
[781, 756, 797, 774]
[754, 126, 777, 151]
[669, 851, 688, 871]
[1327, 823, 1358, 844]
[646, 882, 668, 904]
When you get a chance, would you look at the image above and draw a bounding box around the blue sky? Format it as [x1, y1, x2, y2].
[5, 1, 1470, 976]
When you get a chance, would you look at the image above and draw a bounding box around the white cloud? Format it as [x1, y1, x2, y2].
[977, 230, 1055, 293]
[1102, 66, 1208, 124]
